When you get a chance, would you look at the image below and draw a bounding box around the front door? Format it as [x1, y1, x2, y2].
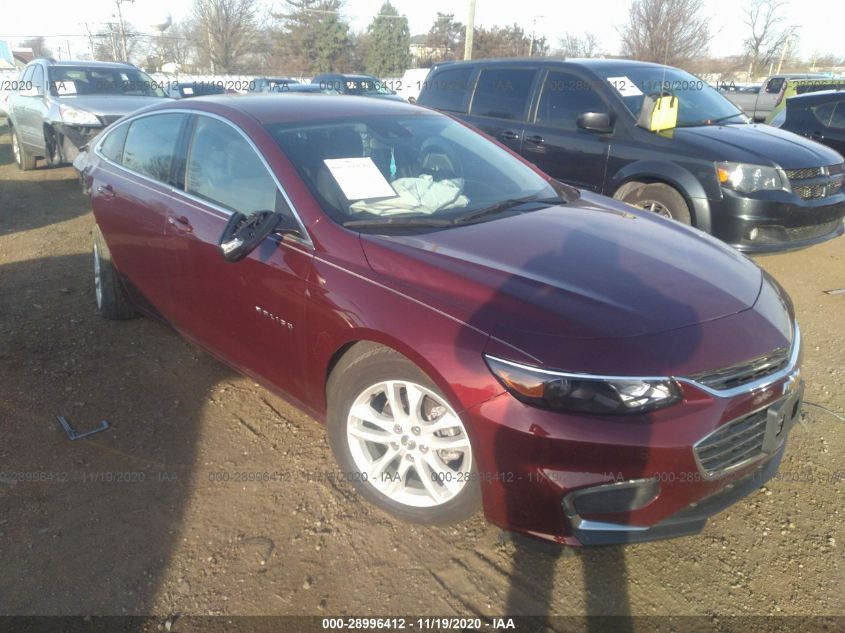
[164, 114, 314, 399]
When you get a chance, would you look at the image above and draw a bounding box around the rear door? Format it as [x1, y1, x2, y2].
[519, 69, 612, 191]
[163, 114, 314, 398]
[464, 65, 539, 153]
[12, 65, 38, 146]
[91, 112, 189, 315]
[809, 99, 845, 155]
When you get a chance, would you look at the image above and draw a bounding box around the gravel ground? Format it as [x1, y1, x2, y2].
[0, 118, 843, 627]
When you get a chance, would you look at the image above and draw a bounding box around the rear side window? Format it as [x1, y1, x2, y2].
[122, 113, 186, 183]
[99, 123, 129, 163]
[420, 66, 474, 113]
[186, 116, 282, 216]
[470, 68, 537, 120]
[535, 71, 608, 130]
[30, 65, 45, 93]
[765, 78, 784, 94]
[827, 102, 845, 130]
[19, 65, 34, 89]
[810, 102, 835, 127]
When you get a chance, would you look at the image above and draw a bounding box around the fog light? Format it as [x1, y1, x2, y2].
[749, 227, 759, 241]
[563, 478, 660, 516]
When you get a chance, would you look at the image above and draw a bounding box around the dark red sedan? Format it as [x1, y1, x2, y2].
[75, 95, 803, 546]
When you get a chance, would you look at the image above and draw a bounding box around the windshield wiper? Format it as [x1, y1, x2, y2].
[342, 217, 453, 228]
[452, 195, 565, 225]
[678, 113, 745, 127]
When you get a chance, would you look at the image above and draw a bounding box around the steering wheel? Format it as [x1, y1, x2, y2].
[218, 211, 281, 262]
[419, 140, 463, 181]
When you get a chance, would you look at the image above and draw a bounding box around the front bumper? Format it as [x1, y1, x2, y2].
[707, 188, 845, 253]
[467, 345, 803, 546]
[54, 123, 103, 162]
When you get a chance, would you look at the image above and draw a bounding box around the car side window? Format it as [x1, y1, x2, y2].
[470, 68, 537, 120]
[186, 116, 284, 217]
[535, 71, 609, 130]
[421, 66, 474, 113]
[30, 65, 45, 94]
[810, 102, 835, 127]
[99, 123, 129, 163]
[828, 102, 845, 131]
[122, 113, 186, 184]
[765, 78, 784, 94]
[19, 66, 34, 90]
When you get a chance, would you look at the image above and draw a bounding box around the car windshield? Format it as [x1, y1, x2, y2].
[265, 113, 560, 227]
[347, 79, 392, 95]
[47, 66, 167, 97]
[593, 65, 746, 127]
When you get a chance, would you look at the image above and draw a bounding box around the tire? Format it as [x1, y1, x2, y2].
[327, 344, 481, 525]
[44, 126, 63, 167]
[92, 224, 138, 320]
[620, 182, 692, 225]
[11, 126, 36, 171]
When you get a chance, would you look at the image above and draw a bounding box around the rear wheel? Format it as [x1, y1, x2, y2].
[11, 127, 36, 171]
[92, 224, 138, 320]
[619, 183, 692, 224]
[327, 344, 481, 524]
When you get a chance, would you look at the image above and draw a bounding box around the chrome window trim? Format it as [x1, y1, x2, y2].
[483, 322, 800, 401]
[93, 108, 314, 249]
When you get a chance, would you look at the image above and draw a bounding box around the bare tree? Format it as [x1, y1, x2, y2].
[193, 0, 263, 72]
[619, 0, 712, 67]
[557, 32, 601, 58]
[743, 0, 797, 76]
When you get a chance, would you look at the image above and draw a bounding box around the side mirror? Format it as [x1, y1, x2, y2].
[577, 112, 614, 134]
[218, 211, 282, 262]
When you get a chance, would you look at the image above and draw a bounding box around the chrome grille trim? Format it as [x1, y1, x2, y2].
[785, 167, 822, 180]
[678, 323, 800, 399]
[686, 346, 790, 391]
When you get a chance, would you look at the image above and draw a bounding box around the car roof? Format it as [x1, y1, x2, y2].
[431, 57, 672, 71]
[314, 73, 378, 80]
[146, 93, 429, 125]
[35, 58, 136, 69]
[787, 89, 845, 104]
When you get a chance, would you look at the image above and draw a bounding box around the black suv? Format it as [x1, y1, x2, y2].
[417, 58, 845, 252]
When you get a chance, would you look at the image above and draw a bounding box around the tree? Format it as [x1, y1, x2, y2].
[425, 13, 464, 62]
[558, 32, 601, 58]
[473, 24, 545, 59]
[93, 23, 142, 62]
[274, 0, 350, 74]
[20, 37, 52, 58]
[364, 2, 411, 76]
[157, 21, 199, 70]
[192, 0, 264, 72]
[619, 0, 712, 67]
[743, 0, 797, 77]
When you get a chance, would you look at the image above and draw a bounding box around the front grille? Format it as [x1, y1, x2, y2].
[688, 347, 790, 391]
[694, 408, 768, 476]
[784, 219, 844, 241]
[786, 163, 845, 200]
[785, 167, 822, 180]
[793, 183, 827, 199]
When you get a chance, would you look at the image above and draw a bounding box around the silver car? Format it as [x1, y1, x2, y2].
[8, 59, 169, 170]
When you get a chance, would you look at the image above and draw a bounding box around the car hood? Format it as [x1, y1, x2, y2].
[672, 123, 844, 168]
[56, 95, 170, 118]
[360, 193, 763, 348]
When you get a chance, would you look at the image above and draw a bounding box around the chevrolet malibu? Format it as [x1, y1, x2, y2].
[75, 95, 803, 546]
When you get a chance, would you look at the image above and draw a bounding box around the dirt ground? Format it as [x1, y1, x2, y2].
[0, 117, 843, 626]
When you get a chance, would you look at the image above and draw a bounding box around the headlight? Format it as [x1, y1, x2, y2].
[484, 355, 682, 415]
[59, 105, 101, 126]
[717, 162, 787, 193]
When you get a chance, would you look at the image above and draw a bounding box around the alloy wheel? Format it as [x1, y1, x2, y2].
[636, 199, 673, 218]
[346, 380, 472, 508]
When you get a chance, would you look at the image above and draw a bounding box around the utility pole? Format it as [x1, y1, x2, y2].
[463, 0, 476, 60]
[114, 0, 134, 61]
[775, 35, 791, 75]
[528, 15, 543, 57]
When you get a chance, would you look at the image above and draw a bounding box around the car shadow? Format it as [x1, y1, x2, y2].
[0, 251, 234, 619]
[459, 222, 704, 627]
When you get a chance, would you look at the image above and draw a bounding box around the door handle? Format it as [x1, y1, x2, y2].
[167, 215, 193, 232]
[499, 130, 520, 141]
[96, 184, 115, 199]
[525, 134, 545, 144]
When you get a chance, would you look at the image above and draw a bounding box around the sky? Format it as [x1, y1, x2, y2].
[1, 0, 843, 62]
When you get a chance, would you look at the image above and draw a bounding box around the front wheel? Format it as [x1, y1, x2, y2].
[327, 345, 481, 524]
[619, 183, 692, 224]
[92, 224, 138, 320]
[11, 127, 37, 171]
